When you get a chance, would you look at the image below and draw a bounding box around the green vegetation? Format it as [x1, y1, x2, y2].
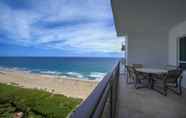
[0, 83, 82, 118]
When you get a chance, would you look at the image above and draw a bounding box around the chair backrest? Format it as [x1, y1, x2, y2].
[126, 65, 136, 80]
[132, 64, 143, 69]
[167, 69, 183, 82]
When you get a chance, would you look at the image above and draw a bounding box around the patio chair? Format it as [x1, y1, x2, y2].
[126, 65, 135, 84]
[152, 68, 183, 96]
[134, 69, 150, 89]
[126, 66, 149, 88]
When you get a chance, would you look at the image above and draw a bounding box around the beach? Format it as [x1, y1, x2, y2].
[0, 68, 98, 100]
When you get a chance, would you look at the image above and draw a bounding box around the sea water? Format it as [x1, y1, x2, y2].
[0, 57, 120, 80]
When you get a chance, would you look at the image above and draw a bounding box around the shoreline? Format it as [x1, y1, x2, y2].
[0, 68, 99, 100]
[0, 67, 104, 82]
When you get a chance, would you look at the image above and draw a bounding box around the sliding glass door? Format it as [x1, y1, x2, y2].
[178, 37, 186, 70]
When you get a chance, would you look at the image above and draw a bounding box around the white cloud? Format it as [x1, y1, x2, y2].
[0, 3, 40, 44]
[0, 0, 125, 55]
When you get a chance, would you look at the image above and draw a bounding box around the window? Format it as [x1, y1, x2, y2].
[178, 36, 186, 70]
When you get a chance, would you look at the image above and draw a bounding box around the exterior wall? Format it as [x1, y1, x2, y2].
[127, 31, 168, 68]
[169, 20, 186, 88]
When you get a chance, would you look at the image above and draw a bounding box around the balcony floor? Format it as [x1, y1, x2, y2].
[117, 73, 186, 118]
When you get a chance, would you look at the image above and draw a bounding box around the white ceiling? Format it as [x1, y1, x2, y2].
[111, 0, 186, 36]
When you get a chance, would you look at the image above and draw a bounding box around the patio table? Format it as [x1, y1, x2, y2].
[136, 68, 168, 74]
[136, 68, 168, 88]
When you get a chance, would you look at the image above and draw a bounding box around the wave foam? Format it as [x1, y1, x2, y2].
[65, 72, 84, 78]
[40, 71, 61, 75]
[0, 66, 107, 81]
[0, 66, 30, 72]
[88, 72, 106, 81]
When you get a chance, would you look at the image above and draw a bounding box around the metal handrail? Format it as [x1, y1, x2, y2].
[70, 60, 121, 118]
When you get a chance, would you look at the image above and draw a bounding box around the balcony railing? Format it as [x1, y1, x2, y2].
[69, 60, 121, 118]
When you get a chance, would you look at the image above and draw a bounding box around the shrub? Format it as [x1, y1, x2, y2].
[0, 83, 81, 118]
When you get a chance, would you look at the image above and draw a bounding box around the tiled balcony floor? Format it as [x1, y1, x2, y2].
[116, 74, 186, 118]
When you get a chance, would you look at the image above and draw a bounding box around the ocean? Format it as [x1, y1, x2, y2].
[0, 57, 120, 80]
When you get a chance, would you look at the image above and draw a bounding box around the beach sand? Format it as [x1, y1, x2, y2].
[0, 68, 98, 100]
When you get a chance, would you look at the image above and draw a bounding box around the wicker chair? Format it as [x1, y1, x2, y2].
[152, 69, 183, 96]
[134, 69, 150, 89]
[126, 65, 149, 88]
[126, 65, 135, 84]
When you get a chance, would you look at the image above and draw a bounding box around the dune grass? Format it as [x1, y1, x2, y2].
[0, 83, 82, 118]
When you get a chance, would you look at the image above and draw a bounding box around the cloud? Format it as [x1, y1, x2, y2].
[0, 0, 124, 56]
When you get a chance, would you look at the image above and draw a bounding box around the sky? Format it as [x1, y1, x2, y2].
[0, 0, 124, 57]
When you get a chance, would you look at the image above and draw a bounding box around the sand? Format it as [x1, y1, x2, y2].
[0, 68, 98, 100]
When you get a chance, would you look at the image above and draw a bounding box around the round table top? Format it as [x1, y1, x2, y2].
[136, 68, 168, 74]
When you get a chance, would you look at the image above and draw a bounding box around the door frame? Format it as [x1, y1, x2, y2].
[177, 35, 186, 68]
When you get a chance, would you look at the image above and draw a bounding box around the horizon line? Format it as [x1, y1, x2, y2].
[0, 56, 124, 58]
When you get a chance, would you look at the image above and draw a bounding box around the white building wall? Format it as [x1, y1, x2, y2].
[128, 31, 168, 68]
[169, 20, 186, 88]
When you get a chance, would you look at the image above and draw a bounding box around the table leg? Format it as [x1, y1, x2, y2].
[148, 74, 154, 89]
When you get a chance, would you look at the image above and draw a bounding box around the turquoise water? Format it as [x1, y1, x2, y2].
[0, 57, 120, 80]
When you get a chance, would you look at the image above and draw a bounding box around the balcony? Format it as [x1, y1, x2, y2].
[117, 70, 186, 118]
[70, 60, 186, 118]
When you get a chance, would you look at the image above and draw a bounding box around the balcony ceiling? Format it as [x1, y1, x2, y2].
[111, 0, 186, 36]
